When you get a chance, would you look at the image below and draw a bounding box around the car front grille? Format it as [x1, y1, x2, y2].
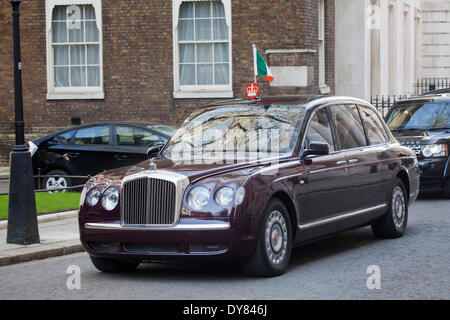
[121, 177, 177, 225]
[401, 143, 421, 155]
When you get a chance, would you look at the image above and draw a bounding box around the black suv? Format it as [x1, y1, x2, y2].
[385, 93, 450, 198]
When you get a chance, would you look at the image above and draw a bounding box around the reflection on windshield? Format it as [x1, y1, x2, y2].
[386, 102, 450, 131]
[162, 105, 306, 162]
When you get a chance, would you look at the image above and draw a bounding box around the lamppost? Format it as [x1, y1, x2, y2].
[7, 0, 40, 245]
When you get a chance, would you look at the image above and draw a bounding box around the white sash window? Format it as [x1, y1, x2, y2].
[173, 0, 233, 98]
[46, 0, 104, 100]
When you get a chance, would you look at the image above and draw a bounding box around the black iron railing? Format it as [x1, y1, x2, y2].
[414, 78, 450, 95]
[0, 173, 90, 196]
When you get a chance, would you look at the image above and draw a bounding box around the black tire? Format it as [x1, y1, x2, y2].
[240, 199, 292, 277]
[42, 169, 72, 192]
[90, 256, 140, 273]
[371, 178, 408, 239]
[443, 178, 450, 199]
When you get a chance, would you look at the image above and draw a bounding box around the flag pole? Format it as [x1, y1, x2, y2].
[252, 44, 257, 84]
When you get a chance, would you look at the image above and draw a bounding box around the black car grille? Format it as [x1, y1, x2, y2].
[400, 142, 421, 155]
[121, 178, 177, 225]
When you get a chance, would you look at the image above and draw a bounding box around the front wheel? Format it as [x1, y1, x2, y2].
[90, 256, 140, 273]
[371, 178, 408, 239]
[240, 199, 292, 277]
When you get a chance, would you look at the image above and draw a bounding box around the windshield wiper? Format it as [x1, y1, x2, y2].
[427, 127, 450, 131]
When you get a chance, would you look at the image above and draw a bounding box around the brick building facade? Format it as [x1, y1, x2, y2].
[0, 0, 335, 166]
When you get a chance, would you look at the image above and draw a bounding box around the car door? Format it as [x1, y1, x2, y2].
[358, 104, 392, 204]
[329, 104, 384, 210]
[112, 125, 168, 168]
[300, 106, 351, 223]
[68, 125, 117, 176]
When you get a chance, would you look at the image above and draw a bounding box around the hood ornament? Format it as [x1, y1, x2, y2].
[149, 160, 157, 171]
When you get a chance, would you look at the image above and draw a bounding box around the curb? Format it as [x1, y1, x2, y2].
[0, 242, 85, 267]
[0, 210, 78, 230]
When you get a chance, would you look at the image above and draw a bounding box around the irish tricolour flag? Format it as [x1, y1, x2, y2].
[253, 44, 274, 82]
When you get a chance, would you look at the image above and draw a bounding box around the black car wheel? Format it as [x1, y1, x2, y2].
[90, 256, 140, 273]
[43, 169, 72, 193]
[443, 178, 450, 199]
[371, 178, 408, 239]
[240, 199, 292, 277]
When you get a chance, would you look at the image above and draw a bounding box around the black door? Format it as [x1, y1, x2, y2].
[111, 125, 169, 168]
[68, 125, 117, 176]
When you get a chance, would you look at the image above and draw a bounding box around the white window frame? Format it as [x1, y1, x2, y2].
[46, 0, 104, 100]
[172, 0, 233, 99]
[318, 0, 325, 87]
[318, 0, 330, 94]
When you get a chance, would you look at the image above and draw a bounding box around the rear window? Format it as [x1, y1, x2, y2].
[386, 101, 450, 131]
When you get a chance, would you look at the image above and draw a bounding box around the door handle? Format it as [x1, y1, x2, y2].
[348, 159, 359, 164]
[336, 160, 347, 166]
[114, 154, 128, 160]
[68, 152, 80, 159]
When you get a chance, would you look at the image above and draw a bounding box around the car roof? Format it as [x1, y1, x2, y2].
[202, 95, 374, 111]
[33, 121, 174, 143]
[394, 93, 450, 105]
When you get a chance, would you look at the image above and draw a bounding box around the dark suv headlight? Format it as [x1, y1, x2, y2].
[422, 144, 448, 158]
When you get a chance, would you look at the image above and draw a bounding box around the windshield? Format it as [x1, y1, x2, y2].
[162, 105, 306, 162]
[386, 101, 450, 131]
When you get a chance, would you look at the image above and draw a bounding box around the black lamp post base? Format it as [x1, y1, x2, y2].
[7, 151, 40, 245]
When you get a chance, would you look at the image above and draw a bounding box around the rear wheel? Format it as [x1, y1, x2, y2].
[43, 169, 72, 193]
[90, 256, 140, 273]
[372, 178, 408, 239]
[240, 199, 292, 277]
[443, 178, 450, 199]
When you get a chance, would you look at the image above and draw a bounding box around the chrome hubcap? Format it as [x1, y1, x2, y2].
[46, 177, 68, 193]
[265, 210, 288, 265]
[392, 186, 405, 229]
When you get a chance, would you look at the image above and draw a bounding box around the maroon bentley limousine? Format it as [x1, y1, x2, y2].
[79, 96, 420, 276]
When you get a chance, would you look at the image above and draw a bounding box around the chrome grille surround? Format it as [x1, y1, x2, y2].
[120, 170, 190, 227]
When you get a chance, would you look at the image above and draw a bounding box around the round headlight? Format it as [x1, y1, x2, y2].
[214, 187, 234, 206]
[235, 187, 245, 205]
[86, 187, 101, 207]
[187, 186, 211, 210]
[422, 144, 446, 158]
[101, 187, 119, 211]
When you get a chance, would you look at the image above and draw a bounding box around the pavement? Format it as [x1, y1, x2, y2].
[0, 215, 83, 267]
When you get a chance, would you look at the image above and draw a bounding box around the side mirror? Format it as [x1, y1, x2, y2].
[147, 143, 164, 159]
[303, 141, 330, 157]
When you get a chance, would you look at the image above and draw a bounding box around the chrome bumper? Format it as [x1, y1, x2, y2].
[85, 221, 230, 231]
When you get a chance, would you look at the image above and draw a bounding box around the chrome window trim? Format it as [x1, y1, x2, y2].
[120, 170, 190, 227]
[85, 221, 230, 231]
[299, 98, 393, 158]
[298, 203, 387, 230]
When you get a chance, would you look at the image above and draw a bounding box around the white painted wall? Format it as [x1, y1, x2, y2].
[335, 0, 422, 100]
